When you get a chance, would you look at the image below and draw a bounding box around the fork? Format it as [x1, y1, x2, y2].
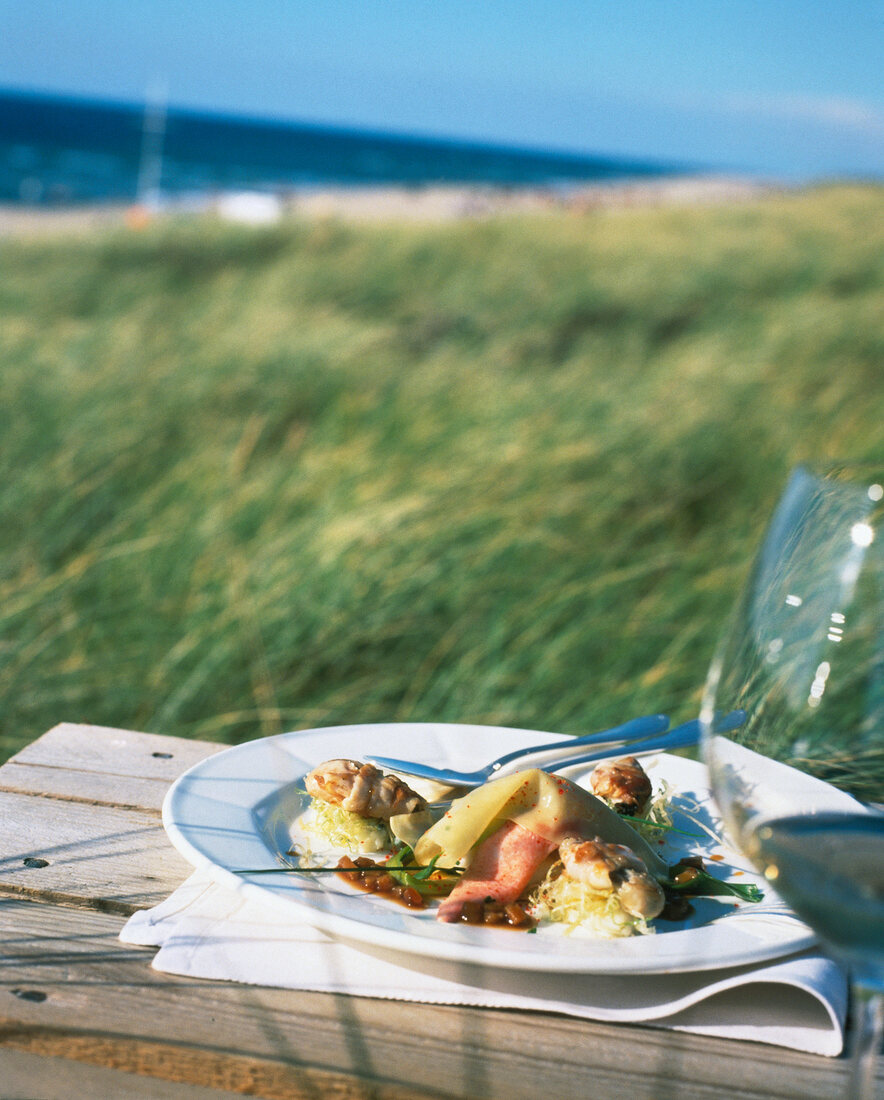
[365, 712, 671, 787]
[529, 718, 703, 779]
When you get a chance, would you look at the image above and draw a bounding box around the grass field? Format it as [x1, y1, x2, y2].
[1, 183, 882, 763]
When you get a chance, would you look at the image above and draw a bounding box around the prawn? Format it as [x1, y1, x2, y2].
[305, 759, 426, 820]
[558, 835, 665, 919]
[589, 756, 652, 816]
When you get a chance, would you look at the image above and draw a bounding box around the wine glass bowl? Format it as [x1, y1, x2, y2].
[700, 463, 884, 1095]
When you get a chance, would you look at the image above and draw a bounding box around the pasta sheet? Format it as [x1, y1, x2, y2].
[412, 769, 667, 876]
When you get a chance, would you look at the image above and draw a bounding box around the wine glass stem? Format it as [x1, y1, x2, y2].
[847, 985, 884, 1100]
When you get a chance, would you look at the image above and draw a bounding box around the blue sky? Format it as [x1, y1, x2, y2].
[3, 1, 882, 180]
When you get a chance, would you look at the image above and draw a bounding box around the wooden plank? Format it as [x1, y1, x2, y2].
[0, 1049, 250, 1099]
[0, 789, 193, 913]
[0, 726, 221, 911]
[0, 723, 224, 813]
[9, 723, 224, 777]
[0, 760, 176, 812]
[0, 898, 860, 1100]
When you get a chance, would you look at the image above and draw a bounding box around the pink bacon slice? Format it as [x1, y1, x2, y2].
[436, 820, 556, 923]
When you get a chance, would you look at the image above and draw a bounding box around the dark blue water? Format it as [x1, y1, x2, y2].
[0, 88, 678, 206]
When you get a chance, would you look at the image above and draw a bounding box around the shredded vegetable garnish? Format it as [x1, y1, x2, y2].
[528, 865, 655, 939]
[303, 798, 390, 853]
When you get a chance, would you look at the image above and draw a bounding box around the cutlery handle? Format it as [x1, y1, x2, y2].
[533, 718, 702, 775]
[487, 712, 670, 774]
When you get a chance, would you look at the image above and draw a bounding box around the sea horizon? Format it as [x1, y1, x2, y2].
[0, 85, 690, 208]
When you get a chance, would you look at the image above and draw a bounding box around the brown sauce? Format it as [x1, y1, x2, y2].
[335, 856, 536, 928]
[457, 898, 536, 930]
[658, 891, 695, 921]
[335, 855, 425, 908]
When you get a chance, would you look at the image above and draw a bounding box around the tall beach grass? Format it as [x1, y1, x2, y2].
[1, 184, 882, 764]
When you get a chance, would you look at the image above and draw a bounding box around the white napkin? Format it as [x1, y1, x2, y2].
[121, 870, 847, 1057]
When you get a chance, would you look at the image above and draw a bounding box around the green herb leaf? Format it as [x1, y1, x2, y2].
[666, 865, 764, 902]
[410, 854, 441, 881]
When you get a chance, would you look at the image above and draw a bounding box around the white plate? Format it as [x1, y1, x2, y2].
[162, 722, 815, 974]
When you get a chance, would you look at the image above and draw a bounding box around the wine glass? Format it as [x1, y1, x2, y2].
[701, 463, 884, 1099]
